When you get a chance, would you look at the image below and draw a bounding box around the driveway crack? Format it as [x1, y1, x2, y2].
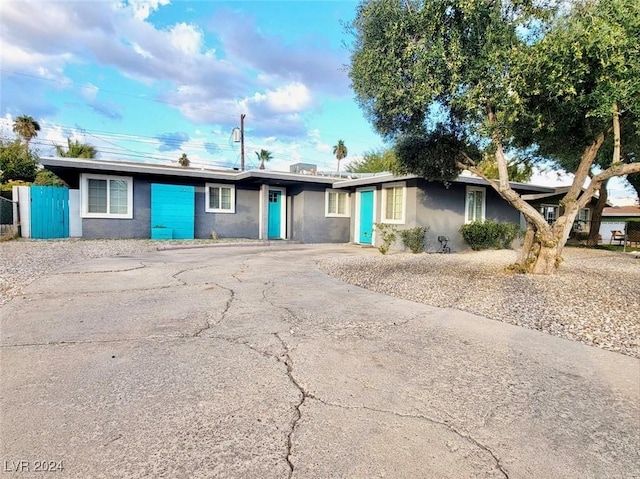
[193, 284, 235, 337]
[301, 395, 509, 479]
[274, 332, 306, 479]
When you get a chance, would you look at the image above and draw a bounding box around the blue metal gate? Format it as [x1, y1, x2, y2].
[30, 186, 69, 239]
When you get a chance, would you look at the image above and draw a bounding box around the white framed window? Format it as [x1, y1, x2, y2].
[577, 208, 590, 223]
[465, 186, 486, 223]
[540, 204, 559, 224]
[382, 182, 406, 224]
[81, 173, 133, 219]
[206, 183, 235, 213]
[574, 208, 590, 232]
[325, 189, 350, 217]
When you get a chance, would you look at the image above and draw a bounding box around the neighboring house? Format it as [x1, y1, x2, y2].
[521, 187, 601, 237]
[600, 205, 640, 244]
[39, 157, 553, 250]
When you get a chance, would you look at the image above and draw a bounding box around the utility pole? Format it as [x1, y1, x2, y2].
[240, 114, 246, 171]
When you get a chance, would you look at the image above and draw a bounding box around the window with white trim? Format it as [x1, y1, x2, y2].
[382, 183, 406, 223]
[325, 189, 350, 217]
[574, 207, 590, 232]
[465, 186, 486, 223]
[540, 204, 559, 224]
[206, 183, 235, 213]
[81, 174, 133, 219]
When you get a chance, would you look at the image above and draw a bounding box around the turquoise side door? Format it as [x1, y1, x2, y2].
[359, 190, 374, 244]
[268, 190, 282, 239]
[151, 184, 195, 239]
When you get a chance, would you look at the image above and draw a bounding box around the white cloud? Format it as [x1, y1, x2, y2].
[81, 84, 99, 102]
[132, 42, 153, 59]
[121, 0, 170, 21]
[169, 23, 203, 55]
[314, 142, 332, 154]
[264, 83, 312, 113]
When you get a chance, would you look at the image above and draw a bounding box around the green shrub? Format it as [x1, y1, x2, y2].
[374, 223, 397, 254]
[399, 226, 430, 253]
[459, 221, 522, 251]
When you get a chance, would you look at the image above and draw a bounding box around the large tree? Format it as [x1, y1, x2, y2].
[55, 138, 98, 159]
[0, 138, 38, 183]
[349, 0, 640, 274]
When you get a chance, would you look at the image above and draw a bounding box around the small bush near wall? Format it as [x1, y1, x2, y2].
[460, 221, 522, 251]
[399, 226, 430, 253]
[374, 223, 398, 254]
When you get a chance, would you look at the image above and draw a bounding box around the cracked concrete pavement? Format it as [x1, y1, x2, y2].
[1, 244, 638, 478]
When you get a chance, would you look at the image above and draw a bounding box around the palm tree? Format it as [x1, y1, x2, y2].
[255, 149, 273, 170]
[55, 138, 97, 158]
[12, 115, 41, 149]
[178, 153, 190, 167]
[333, 140, 348, 173]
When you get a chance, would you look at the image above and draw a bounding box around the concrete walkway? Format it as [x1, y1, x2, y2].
[1, 244, 638, 478]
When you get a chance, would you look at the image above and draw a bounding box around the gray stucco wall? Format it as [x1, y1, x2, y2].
[195, 186, 260, 239]
[290, 187, 350, 243]
[82, 179, 151, 239]
[415, 180, 520, 251]
[82, 177, 261, 240]
[81, 175, 349, 242]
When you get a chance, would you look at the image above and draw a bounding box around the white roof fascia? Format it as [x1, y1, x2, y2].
[334, 172, 554, 193]
[40, 157, 338, 184]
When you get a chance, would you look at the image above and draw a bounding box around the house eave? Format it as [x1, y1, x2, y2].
[333, 172, 554, 193]
[39, 157, 338, 185]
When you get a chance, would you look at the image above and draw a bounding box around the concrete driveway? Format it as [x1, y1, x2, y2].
[1, 244, 638, 478]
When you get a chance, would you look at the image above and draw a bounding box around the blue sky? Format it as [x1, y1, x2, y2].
[1, 0, 384, 171]
[1, 0, 637, 203]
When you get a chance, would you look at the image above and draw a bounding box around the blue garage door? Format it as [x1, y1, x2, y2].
[151, 184, 195, 239]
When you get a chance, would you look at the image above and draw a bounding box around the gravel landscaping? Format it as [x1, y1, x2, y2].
[320, 247, 640, 358]
[0, 239, 159, 307]
[2, 239, 638, 358]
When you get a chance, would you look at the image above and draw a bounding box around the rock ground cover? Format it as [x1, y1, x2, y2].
[320, 247, 640, 358]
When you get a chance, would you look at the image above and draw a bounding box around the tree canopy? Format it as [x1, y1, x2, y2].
[255, 149, 273, 170]
[12, 115, 41, 146]
[55, 138, 98, 159]
[178, 153, 190, 167]
[346, 148, 398, 173]
[0, 138, 38, 183]
[333, 140, 348, 172]
[349, 0, 640, 273]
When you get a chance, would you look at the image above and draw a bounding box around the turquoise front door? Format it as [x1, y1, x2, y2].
[151, 184, 195, 239]
[359, 190, 374, 244]
[268, 190, 282, 239]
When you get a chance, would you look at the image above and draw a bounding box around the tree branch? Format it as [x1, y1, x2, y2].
[577, 162, 640, 210]
[455, 160, 550, 231]
[565, 132, 606, 203]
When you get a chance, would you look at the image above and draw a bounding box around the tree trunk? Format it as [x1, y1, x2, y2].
[516, 224, 562, 274]
[518, 221, 535, 265]
[586, 179, 608, 246]
[530, 241, 561, 275]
